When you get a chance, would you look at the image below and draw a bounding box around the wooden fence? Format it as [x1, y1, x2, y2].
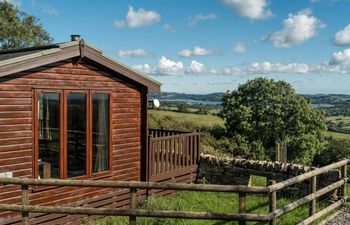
[0, 159, 348, 225]
[147, 129, 200, 183]
[0, 178, 269, 225]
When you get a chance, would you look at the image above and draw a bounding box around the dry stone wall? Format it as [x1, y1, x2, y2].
[197, 154, 341, 196]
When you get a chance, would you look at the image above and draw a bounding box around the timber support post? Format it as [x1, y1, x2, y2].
[21, 184, 29, 225]
[341, 164, 347, 200]
[238, 192, 246, 225]
[269, 180, 277, 225]
[309, 176, 317, 216]
[129, 187, 137, 225]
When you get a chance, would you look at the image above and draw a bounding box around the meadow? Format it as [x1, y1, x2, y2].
[86, 110, 350, 225]
[89, 175, 349, 225]
[149, 109, 350, 141]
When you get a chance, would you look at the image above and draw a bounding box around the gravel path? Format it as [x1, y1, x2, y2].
[324, 207, 350, 225]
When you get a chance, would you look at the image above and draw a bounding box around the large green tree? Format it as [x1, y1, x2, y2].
[0, 1, 52, 51]
[220, 78, 327, 164]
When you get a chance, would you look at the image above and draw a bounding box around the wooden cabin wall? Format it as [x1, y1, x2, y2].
[0, 59, 144, 224]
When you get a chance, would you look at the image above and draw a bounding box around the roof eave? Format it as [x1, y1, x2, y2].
[0, 41, 161, 93]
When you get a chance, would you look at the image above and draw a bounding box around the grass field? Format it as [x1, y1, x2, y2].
[149, 110, 350, 141]
[148, 110, 224, 130]
[326, 130, 350, 139]
[85, 111, 350, 225]
[88, 176, 348, 225]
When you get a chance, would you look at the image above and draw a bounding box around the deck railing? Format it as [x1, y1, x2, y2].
[148, 128, 192, 138]
[147, 129, 200, 181]
[0, 160, 348, 225]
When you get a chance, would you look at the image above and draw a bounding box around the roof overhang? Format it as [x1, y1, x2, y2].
[0, 40, 161, 92]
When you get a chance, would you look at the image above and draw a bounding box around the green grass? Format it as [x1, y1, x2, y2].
[88, 176, 345, 225]
[148, 110, 224, 130]
[326, 131, 350, 139]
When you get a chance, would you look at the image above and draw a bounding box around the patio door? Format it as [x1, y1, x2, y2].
[34, 89, 112, 180]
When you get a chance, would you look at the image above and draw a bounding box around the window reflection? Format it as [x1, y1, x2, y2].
[92, 94, 109, 173]
[67, 93, 87, 178]
[38, 93, 60, 179]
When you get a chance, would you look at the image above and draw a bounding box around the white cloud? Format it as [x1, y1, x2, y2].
[334, 24, 350, 46]
[132, 64, 154, 74]
[114, 6, 160, 28]
[133, 49, 350, 76]
[264, 9, 325, 48]
[117, 49, 148, 58]
[178, 49, 192, 58]
[163, 23, 176, 32]
[221, 0, 273, 20]
[114, 21, 126, 28]
[157, 56, 184, 75]
[233, 42, 246, 53]
[134, 56, 184, 75]
[178, 46, 215, 57]
[41, 5, 60, 16]
[188, 60, 206, 74]
[133, 57, 220, 75]
[249, 62, 310, 74]
[188, 13, 217, 26]
[223, 67, 243, 75]
[329, 49, 350, 65]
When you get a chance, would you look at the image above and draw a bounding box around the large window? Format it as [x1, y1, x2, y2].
[92, 93, 110, 173]
[67, 93, 87, 178]
[35, 90, 111, 180]
[37, 92, 61, 179]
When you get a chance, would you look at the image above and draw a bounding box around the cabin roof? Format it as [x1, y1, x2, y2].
[0, 40, 161, 92]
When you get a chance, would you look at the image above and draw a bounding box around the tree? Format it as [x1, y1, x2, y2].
[312, 137, 350, 167]
[219, 78, 327, 164]
[0, 1, 52, 51]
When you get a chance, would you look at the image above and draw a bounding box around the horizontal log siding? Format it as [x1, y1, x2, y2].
[0, 60, 143, 224]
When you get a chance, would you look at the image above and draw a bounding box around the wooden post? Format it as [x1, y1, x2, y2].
[129, 188, 137, 225]
[309, 176, 317, 216]
[269, 180, 277, 225]
[238, 192, 246, 225]
[22, 184, 29, 225]
[275, 142, 281, 162]
[341, 164, 347, 199]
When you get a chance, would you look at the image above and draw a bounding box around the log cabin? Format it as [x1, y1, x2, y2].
[0, 36, 200, 224]
[0, 35, 159, 224]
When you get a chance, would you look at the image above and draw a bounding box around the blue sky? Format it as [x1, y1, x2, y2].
[9, 0, 350, 94]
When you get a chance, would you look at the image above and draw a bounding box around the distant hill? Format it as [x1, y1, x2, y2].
[149, 92, 224, 102]
[149, 92, 350, 116]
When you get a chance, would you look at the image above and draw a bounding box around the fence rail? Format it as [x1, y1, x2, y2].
[0, 159, 348, 225]
[0, 178, 268, 225]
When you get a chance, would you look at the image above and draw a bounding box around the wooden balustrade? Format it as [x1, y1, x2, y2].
[148, 130, 200, 180]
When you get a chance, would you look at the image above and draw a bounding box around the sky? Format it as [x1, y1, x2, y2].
[5, 0, 350, 94]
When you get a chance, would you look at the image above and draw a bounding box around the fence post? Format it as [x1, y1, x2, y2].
[22, 184, 29, 225]
[269, 180, 276, 225]
[238, 192, 246, 225]
[341, 164, 347, 199]
[309, 176, 317, 216]
[129, 188, 137, 225]
[275, 142, 281, 162]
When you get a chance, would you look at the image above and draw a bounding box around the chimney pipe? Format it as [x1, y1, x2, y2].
[70, 34, 81, 41]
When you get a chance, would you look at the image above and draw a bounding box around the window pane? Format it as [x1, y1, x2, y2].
[67, 93, 86, 178]
[92, 94, 109, 173]
[38, 93, 60, 179]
